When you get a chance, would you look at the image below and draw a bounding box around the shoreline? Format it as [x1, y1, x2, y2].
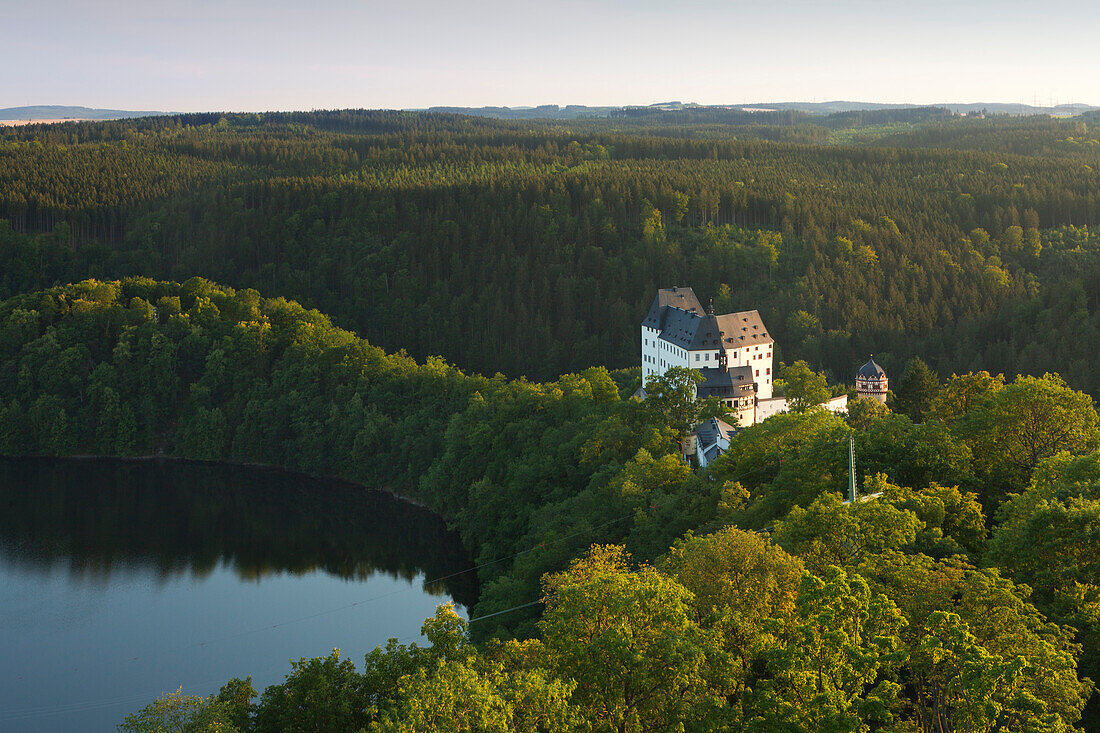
[2, 452, 435, 511]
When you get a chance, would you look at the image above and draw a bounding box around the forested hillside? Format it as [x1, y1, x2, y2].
[3, 110, 1100, 389]
[3, 279, 1100, 731]
[5, 109, 1100, 731]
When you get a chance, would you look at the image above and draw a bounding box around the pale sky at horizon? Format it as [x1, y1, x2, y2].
[4, 0, 1098, 112]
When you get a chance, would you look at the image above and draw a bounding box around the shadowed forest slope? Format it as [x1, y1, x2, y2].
[3, 110, 1100, 389]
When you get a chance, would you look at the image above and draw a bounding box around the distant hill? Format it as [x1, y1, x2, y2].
[423, 104, 621, 119]
[420, 101, 1099, 120]
[0, 105, 171, 121]
[5, 102, 1093, 123]
[748, 100, 1098, 116]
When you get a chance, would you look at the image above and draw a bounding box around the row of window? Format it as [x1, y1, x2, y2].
[645, 355, 771, 378]
[692, 350, 772, 362]
[644, 337, 687, 358]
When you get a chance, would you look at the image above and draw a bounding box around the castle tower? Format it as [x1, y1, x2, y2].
[856, 356, 888, 404]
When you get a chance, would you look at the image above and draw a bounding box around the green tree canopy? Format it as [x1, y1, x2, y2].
[858, 552, 1092, 730]
[962, 373, 1100, 496]
[748, 567, 906, 732]
[643, 365, 705, 437]
[891, 356, 940, 423]
[772, 490, 923, 573]
[539, 545, 721, 732]
[662, 527, 804, 699]
[778, 360, 831, 413]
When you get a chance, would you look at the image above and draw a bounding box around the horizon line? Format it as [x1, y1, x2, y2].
[3, 99, 1099, 117]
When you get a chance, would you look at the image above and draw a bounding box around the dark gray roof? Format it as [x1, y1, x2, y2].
[697, 365, 755, 400]
[643, 288, 773, 351]
[658, 310, 727, 350]
[704, 444, 721, 463]
[857, 358, 887, 379]
[695, 416, 738, 449]
[641, 287, 705, 331]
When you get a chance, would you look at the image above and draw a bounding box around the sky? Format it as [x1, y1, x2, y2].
[4, 0, 1098, 112]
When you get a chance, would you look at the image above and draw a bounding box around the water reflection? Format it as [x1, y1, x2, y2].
[0, 457, 478, 607]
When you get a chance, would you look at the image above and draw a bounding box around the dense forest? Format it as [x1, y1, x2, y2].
[2, 110, 1100, 389]
[3, 109, 1100, 730]
[2, 279, 1099, 731]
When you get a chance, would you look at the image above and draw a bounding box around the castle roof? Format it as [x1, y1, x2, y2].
[642, 287, 704, 330]
[695, 416, 738, 448]
[713, 311, 773, 348]
[697, 365, 755, 400]
[643, 288, 772, 351]
[857, 357, 887, 379]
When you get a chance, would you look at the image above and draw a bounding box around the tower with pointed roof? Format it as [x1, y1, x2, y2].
[856, 356, 889, 404]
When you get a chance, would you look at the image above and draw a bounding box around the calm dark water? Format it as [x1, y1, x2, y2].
[0, 458, 476, 733]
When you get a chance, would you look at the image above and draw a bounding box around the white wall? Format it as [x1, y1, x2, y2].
[641, 312, 773, 400]
[686, 347, 722, 369]
[755, 396, 787, 422]
[753, 393, 849, 424]
[725, 344, 774, 399]
[641, 325, 659, 383]
[731, 402, 755, 428]
[641, 326, 692, 384]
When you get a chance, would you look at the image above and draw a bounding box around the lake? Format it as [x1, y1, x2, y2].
[0, 458, 477, 733]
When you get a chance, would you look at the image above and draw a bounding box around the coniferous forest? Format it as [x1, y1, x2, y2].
[3, 109, 1100, 387]
[3, 109, 1100, 731]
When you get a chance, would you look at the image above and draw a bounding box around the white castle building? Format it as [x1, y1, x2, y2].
[641, 286, 846, 432]
[641, 286, 776, 426]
